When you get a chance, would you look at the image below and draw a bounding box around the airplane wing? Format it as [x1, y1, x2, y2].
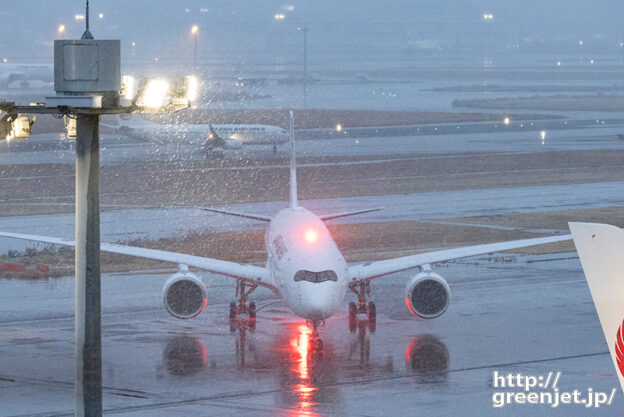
[349, 234, 572, 281]
[199, 207, 272, 222]
[199, 206, 383, 223]
[0, 231, 274, 290]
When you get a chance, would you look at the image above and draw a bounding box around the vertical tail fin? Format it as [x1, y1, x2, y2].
[569, 222, 624, 393]
[289, 111, 298, 208]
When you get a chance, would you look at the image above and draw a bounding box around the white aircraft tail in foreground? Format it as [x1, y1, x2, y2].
[0, 111, 572, 351]
[570, 222, 624, 393]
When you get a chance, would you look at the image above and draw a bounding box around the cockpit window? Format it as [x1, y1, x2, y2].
[294, 270, 338, 283]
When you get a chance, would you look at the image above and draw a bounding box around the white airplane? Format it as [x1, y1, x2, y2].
[570, 222, 624, 393]
[0, 112, 572, 351]
[0, 62, 53, 88]
[103, 114, 289, 154]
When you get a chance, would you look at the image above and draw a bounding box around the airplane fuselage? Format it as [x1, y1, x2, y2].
[266, 207, 348, 321]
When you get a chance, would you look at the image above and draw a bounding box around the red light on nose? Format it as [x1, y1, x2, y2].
[304, 228, 318, 244]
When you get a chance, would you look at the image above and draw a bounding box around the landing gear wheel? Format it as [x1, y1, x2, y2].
[229, 301, 237, 332]
[349, 302, 357, 319]
[367, 301, 376, 320]
[348, 301, 357, 332]
[367, 301, 376, 333]
[312, 338, 324, 352]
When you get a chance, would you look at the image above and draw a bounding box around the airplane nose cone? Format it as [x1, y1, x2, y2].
[292, 283, 339, 320]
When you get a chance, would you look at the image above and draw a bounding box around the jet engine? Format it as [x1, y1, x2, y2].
[404, 271, 451, 319]
[162, 271, 207, 319]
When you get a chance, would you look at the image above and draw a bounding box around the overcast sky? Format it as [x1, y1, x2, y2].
[1, 1, 623, 63]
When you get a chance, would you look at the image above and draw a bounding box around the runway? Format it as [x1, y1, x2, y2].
[0, 253, 620, 416]
[0, 117, 623, 165]
[0, 180, 623, 255]
[2, 75, 624, 415]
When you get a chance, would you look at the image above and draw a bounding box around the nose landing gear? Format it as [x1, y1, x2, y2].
[309, 320, 324, 354]
[348, 280, 376, 333]
[230, 281, 257, 332]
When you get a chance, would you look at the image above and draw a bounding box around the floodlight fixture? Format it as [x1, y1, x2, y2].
[121, 75, 137, 101]
[185, 75, 198, 102]
[0, 113, 36, 141]
[64, 115, 77, 139]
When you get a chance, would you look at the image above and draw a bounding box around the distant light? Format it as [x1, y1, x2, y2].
[58, 24, 66, 33]
[335, 124, 342, 132]
[2, 58, 7, 63]
[303, 228, 318, 244]
[540, 130, 547, 141]
[483, 13, 493, 20]
[121, 75, 136, 100]
[142, 79, 169, 107]
[200, 8, 209, 13]
[191, 25, 199, 35]
[185, 8, 190, 13]
[282, 5, 295, 11]
[503, 117, 510, 125]
[75, 14, 85, 21]
[98, 13, 104, 19]
[154, 57, 159, 62]
[579, 40, 583, 46]
[620, 42, 624, 48]
[185, 75, 199, 102]
[355, 139, 359, 144]
[131, 42, 136, 47]
[556, 61, 561, 67]
[274, 13, 285, 20]
[590, 59, 595, 64]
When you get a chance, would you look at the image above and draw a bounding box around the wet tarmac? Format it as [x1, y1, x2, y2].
[2, 71, 624, 415]
[0, 253, 621, 416]
[0, 116, 623, 165]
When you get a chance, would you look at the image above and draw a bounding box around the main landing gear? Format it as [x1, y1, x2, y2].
[230, 280, 257, 332]
[348, 280, 376, 333]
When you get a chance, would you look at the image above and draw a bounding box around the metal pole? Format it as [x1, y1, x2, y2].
[193, 35, 197, 72]
[303, 26, 308, 108]
[303, 27, 307, 78]
[75, 114, 102, 417]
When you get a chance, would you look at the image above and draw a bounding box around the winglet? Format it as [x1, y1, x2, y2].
[569, 222, 624, 393]
[289, 111, 298, 208]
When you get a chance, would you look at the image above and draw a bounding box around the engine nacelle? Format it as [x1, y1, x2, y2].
[162, 271, 207, 319]
[404, 271, 451, 319]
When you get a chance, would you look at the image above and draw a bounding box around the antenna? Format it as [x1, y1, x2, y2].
[289, 111, 298, 208]
[81, 0, 94, 40]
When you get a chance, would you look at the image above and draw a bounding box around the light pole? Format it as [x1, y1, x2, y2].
[303, 26, 307, 80]
[0, 2, 191, 415]
[298, 26, 308, 107]
[483, 13, 493, 64]
[191, 25, 199, 72]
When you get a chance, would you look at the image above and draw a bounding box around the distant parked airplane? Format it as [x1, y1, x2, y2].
[103, 114, 289, 154]
[0, 62, 53, 88]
